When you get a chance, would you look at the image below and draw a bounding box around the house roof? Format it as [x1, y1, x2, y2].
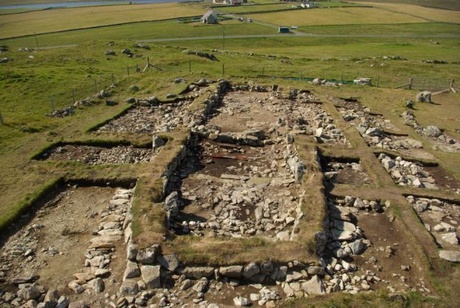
[202, 10, 217, 19]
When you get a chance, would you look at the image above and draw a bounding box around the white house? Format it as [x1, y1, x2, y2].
[301, 2, 317, 9]
[201, 10, 218, 24]
[212, 0, 243, 5]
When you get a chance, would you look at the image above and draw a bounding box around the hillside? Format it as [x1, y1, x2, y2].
[0, 1, 459, 307]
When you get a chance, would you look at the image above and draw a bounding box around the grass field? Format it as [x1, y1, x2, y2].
[0, 1, 459, 306]
[1, 20, 273, 47]
[358, 1, 460, 23]
[251, 7, 432, 26]
[350, 0, 460, 11]
[0, 2, 203, 38]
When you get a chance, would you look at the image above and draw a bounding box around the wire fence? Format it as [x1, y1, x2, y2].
[47, 73, 117, 115]
[408, 77, 454, 92]
[44, 67, 456, 115]
[0, 58, 455, 123]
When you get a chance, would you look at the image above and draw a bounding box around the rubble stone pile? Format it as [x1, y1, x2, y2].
[42, 145, 153, 165]
[406, 196, 460, 262]
[378, 154, 437, 189]
[401, 111, 460, 153]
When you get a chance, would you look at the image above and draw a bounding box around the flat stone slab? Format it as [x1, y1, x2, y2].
[439, 250, 460, 262]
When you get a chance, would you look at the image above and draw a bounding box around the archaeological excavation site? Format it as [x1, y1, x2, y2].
[1, 79, 459, 307]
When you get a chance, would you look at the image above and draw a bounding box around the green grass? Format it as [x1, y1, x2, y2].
[0, 20, 272, 47]
[1, 35, 458, 147]
[251, 6, 429, 26]
[0, 3, 204, 38]
[350, 0, 460, 11]
[0, 177, 62, 233]
[213, 3, 295, 14]
[298, 22, 460, 36]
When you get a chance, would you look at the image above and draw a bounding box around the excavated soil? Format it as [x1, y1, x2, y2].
[321, 157, 372, 187]
[0, 186, 129, 305]
[39, 144, 153, 165]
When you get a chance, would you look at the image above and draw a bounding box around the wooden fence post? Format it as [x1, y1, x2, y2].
[450, 79, 457, 93]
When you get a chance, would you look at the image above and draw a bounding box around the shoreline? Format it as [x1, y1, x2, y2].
[0, 0, 195, 10]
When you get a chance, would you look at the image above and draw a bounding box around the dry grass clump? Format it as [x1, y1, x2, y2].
[166, 236, 315, 266]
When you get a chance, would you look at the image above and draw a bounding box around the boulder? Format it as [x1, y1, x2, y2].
[439, 250, 460, 262]
[233, 296, 251, 306]
[307, 266, 325, 276]
[301, 275, 325, 295]
[349, 238, 367, 255]
[353, 77, 371, 85]
[333, 220, 356, 232]
[43, 289, 60, 307]
[441, 233, 459, 245]
[416, 91, 432, 103]
[17, 285, 41, 300]
[56, 296, 70, 308]
[157, 254, 180, 272]
[242, 262, 260, 279]
[68, 281, 85, 294]
[124, 260, 141, 279]
[219, 265, 243, 278]
[260, 261, 274, 275]
[152, 135, 165, 151]
[87, 278, 105, 293]
[164, 191, 181, 218]
[140, 265, 161, 289]
[136, 245, 160, 264]
[287, 156, 306, 183]
[192, 277, 209, 293]
[424, 126, 442, 138]
[180, 266, 215, 279]
[119, 280, 139, 295]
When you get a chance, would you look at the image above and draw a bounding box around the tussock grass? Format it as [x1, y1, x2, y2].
[281, 288, 441, 307]
[293, 135, 328, 248]
[187, 88, 216, 112]
[0, 176, 62, 233]
[166, 236, 315, 266]
[130, 129, 190, 249]
[131, 176, 166, 248]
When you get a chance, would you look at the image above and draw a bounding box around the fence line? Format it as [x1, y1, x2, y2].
[397, 77, 455, 92]
[47, 73, 450, 114]
[10, 59, 451, 118]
